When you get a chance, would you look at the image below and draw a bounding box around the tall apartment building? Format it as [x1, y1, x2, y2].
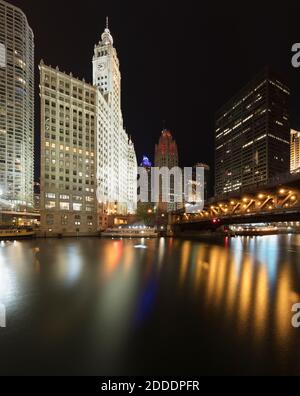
[40, 22, 137, 235]
[0, 0, 34, 208]
[291, 129, 300, 174]
[215, 68, 290, 196]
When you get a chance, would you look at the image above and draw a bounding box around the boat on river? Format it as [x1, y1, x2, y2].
[101, 227, 158, 238]
[0, 228, 36, 240]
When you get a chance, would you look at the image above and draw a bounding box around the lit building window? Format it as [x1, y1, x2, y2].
[45, 201, 56, 209]
[46, 193, 56, 199]
[73, 203, 82, 211]
[60, 202, 70, 211]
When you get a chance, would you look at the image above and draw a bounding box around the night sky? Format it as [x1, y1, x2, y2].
[7, 0, 300, 181]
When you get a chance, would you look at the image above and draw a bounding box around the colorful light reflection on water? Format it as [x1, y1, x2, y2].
[0, 235, 299, 375]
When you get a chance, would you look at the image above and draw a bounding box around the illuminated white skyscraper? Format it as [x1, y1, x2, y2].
[40, 20, 137, 235]
[93, 19, 137, 215]
[0, 0, 34, 208]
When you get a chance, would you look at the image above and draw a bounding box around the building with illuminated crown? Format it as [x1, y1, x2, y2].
[139, 155, 152, 203]
[92, 21, 137, 216]
[154, 129, 181, 212]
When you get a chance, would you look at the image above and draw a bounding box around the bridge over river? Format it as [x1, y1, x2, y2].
[172, 172, 300, 231]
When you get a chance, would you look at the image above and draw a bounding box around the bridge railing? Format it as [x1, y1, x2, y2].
[173, 186, 300, 224]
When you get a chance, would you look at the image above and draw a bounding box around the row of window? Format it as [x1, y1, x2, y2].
[45, 201, 95, 211]
[46, 214, 94, 226]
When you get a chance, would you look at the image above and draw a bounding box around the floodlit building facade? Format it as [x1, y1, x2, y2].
[40, 22, 137, 235]
[127, 138, 137, 214]
[0, 0, 34, 208]
[290, 129, 300, 174]
[39, 63, 98, 235]
[92, 23, 137, 216]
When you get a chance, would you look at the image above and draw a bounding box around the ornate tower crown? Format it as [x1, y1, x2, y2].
[101, 17, 113, 45]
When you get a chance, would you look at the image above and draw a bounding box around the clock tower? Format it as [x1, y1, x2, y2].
[92, 17, 121, 109]
[92, 18, 136, 216]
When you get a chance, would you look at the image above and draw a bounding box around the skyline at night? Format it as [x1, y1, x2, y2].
[2, 0, 300, 380]
[7, 0, 300, 179]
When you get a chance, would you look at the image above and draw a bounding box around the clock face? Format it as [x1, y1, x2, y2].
[98, 63, 105, 72]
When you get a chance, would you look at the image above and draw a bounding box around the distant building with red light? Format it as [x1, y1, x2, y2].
[155, 130, 178, 169]
[154, 129, 182, 212]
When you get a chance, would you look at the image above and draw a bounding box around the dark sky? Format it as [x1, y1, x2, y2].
[7, 0, 300, 180]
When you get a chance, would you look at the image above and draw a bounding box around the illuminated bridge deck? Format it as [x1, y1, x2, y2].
[173, 173, 300, 229]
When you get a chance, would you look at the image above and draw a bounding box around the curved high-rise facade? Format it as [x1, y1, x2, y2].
[0, 0, 34, 208]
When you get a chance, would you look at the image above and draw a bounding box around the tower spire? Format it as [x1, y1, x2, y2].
[100, 16, 113, 45]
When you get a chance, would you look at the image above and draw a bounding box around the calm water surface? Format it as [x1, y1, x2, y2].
[0, 235, 300, 375]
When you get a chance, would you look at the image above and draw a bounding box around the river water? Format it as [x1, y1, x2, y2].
[0, 235, 300, 375]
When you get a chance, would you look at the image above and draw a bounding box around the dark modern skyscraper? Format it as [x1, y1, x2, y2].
[215, 68, 290, 196]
